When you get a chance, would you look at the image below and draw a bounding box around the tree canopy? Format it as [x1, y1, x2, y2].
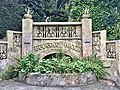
[0, 0, 120, 40]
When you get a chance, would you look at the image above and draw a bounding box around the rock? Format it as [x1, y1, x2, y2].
[24, 72, 97, 86]
[0, 80, 119, 90]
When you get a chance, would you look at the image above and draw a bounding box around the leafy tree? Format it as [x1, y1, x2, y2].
[69, 0, 120, 40]
[0, 0, 120, 40]
[0, 0, 70, 38]
[0, 0, 25, 38]
[108, 22, 120, 40]
[19, 0, 69, 22]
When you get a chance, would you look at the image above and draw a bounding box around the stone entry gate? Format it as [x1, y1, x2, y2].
[0, 13, 120, 81]
[22, 14, 92, 59]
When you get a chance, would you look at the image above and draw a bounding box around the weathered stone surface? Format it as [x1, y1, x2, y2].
[22, 72, 97, 86]
[0, 59, 8, 80]
[103, 60, 118, 81]
[82, 14, 92, 57]
[0, 80, 119, 90]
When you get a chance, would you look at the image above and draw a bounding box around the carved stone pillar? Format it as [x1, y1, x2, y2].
[22, 14, 33, 56]
[81, 14, 92, 57]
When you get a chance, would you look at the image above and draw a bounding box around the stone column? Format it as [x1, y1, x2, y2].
[7, 30, 13, 51]
[117, 40, 120, 75]
[22, 14, 33, 56]
[7, 30, 13, 60]
[81, 14, 92, 57]
[100, 30, 107, 60]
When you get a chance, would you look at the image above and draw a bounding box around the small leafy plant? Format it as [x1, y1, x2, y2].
[18, 53, 39, 76]
[2, 65, 19, 80]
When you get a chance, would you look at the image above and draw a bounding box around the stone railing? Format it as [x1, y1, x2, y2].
[92, 30, 106, 60]
[92, 31, 120, 81]
[7, 30, 22, 59]
[33, 22, 82, 39]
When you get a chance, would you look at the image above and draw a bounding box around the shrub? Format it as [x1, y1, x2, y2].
[79, 56, 108, 78]
[34, 54, 107, 78]
[2, 53, 39, 80]
[2, 65, 19, 80]
[2, 52, 108, 80]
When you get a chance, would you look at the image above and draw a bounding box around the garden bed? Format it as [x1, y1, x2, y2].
[19, 72, 97, 86]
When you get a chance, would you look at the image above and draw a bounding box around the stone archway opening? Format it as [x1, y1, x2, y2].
[43, 53, 73, 60]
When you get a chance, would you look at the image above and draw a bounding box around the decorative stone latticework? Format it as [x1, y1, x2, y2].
[92, 32, 101, 56]
[13, 33, 22, 47]
[33, 25, 81, 39]
[7, 31, 22, 59]
[12, 33, 22, 58]
[106, 42, 116, 59]
[0, 43, 7, 60]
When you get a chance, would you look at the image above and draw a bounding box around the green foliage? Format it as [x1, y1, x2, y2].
[2, 53, 39, 80]
[2, 65, 19, 80]
[18, 53, 39, 76]
[0, 1, 25, 39]
[2, 52, 107, 80]
[69, 0, 120, 40]
[80, 56, 108, 78]
[34, 54, 107, 78]
[20, 0, 69, 22]
[0, 0, 119, 40]
[107, 22, 120, 40]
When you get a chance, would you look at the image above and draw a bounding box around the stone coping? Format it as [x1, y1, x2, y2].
[33, 22, 82, 25]
[0, 41, 8, 44]
[19, 72, 97, 86]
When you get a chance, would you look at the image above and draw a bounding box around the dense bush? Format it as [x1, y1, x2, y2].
[34, 54, 107, 78]
[2, 52, 107, 80]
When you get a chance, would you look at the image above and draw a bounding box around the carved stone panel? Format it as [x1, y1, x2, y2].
[33, 40, 82, 59]
[106, 42, 116, 59]
[13, 33, 22, 47]
[0, 43, 7, 60]
[8, 33, 22, 58]
[92, 32, 101, 56]
[33, 25, 82, 39]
